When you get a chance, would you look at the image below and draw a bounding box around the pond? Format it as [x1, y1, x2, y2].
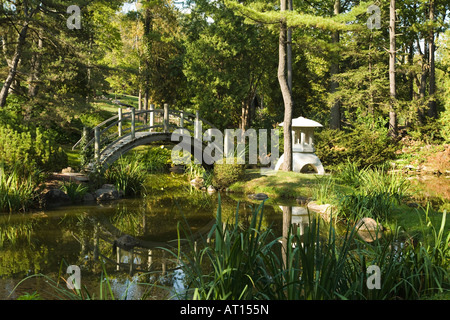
[0, 173, 305, 300]
[1, 171, 448, 300]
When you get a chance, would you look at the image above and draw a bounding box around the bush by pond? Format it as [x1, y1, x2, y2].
[213, 158, 246, 188]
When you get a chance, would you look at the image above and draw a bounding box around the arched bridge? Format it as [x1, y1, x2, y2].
[72, 102, 217, 170]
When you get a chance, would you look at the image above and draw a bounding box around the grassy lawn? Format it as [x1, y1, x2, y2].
[92, 93, 140, 113]
[230, 169, 350, 199]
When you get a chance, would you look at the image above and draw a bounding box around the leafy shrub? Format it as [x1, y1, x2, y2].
[212, 158, 246, 188]
[0, 125, 68, 173]
[315, 126, 398, 169]
[408, 117, 445, 144]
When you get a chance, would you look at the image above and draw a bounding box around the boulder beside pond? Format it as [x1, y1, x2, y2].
[43, 188, 70, 205]
[95, 184, 121, 201]
[248, 193, 269, 200]
[307, 201, 335, 222]
[355, 217, 384, 232]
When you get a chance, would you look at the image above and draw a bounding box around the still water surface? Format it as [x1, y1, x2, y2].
[0, 175, 302, 300]
[1, 172, 447, 299]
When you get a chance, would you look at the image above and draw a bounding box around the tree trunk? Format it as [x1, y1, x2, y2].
[388, 0, 397, 138]
[241, 102, 248, 131]
[287, 0, 293, 94]
[28, 32, 43, 98]
[416, 37, 428, 125]
[0, 22, 29, 107]
[427, 0, 437, 119]
[330, 0, 341, 130]
[278, 0, 293, 171]
[143, 8, 152, 111]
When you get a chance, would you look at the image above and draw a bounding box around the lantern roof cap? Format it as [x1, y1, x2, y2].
[279, 116, 323, 128]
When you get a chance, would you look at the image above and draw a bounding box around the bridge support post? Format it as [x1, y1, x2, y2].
[149, 104, 154, 132]
[94, 127, 100, 160]
[180, 111, 184, 128]
[118, 108, 122, 137]
[131, 107, 136, 140]
[163, 103, 169, 133]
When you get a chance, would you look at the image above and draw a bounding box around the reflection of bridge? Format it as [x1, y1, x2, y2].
[72, 103, 217, 170]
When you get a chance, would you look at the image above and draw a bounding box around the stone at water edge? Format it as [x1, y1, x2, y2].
[95, 184, 120, 201]
[355, 217, 384, 232]
[248, 193, 269, 200]
[190, 177, 204, 188]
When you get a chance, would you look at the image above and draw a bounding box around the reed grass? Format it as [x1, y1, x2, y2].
[103, 153, 148, 196]
[166, 197, 449, 300]
[0, 164, 38, 213]
[59, 181, 89, 202]
[333, 162, 411, 223]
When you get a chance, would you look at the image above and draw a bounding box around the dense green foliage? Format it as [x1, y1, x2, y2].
[213, 158, 246, 188]
[0, 125, 68, 173]
[315, 125, 398, 169]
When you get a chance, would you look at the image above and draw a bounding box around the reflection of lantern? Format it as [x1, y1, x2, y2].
[275, 116, 325, 174]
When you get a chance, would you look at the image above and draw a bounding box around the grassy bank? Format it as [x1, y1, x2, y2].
[228, 166, 449, 241]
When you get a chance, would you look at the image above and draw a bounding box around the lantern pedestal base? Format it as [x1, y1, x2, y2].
[274, 152, 325, 175]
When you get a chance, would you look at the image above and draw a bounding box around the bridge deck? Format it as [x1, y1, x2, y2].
[74, 104, 217, 170]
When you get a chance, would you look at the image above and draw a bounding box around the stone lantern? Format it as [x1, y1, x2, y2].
[275, 116, 325, 174]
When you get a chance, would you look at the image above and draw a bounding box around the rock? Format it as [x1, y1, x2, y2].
[190, 177, 204, 188]
[207, 185, 216, 193]
[357, 230, 383, 242]
[248, 193, 269, 200]
[95, 185, 120, 201]
[61, 167, 75, 174]
[101, 184, 116, 189]
[83, 193, 95, 202]
[45, 188, 70, 202]
[356, 218, 384, 242]
[307, 201, 334, 222]
[170, 165, 185, 174]
[355, 217, 383, 232]
[407, 202, 419, 208]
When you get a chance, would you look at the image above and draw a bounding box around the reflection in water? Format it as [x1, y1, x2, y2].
[4, 171, 386, 300]
[0, 186, 290, 299]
